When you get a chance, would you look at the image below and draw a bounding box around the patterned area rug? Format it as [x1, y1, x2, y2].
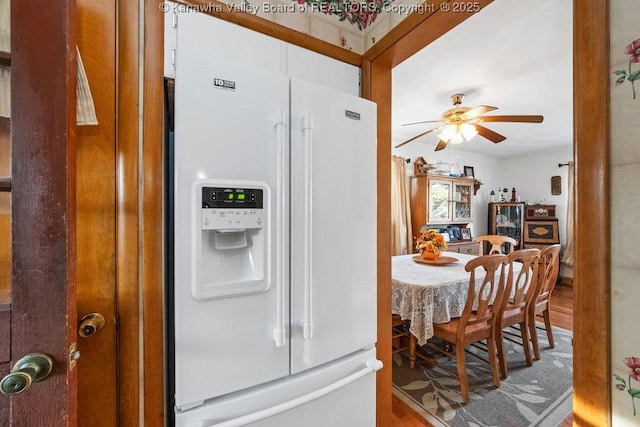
[392, 325, 573, 426]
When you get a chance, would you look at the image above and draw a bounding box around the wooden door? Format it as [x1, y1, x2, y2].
[0, 0, 78, 424]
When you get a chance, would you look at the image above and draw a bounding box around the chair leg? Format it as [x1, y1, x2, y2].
[409, 334, 417, 369]
[543, 309, 555, 348]
[456, 338, 470, 404]
[487, 334, 501, 388]
[529, 313, 541, 360]
[497, 327, 508, 379]
[519, 320, 533, 367]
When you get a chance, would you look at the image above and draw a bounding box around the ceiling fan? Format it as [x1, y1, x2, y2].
[394, 93, 544, 150]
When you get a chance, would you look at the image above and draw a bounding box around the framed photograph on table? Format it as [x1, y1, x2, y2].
[448, 225, 462, 241]
[460, 228, 472, 241]
[463, 166, 475, 178]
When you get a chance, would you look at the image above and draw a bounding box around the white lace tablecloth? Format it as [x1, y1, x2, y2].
[392, 252, 480, 346]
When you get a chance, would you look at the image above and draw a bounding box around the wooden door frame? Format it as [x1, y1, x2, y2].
[138, 1, 610, 425]
[361, 1, 610, 424]
[9, 0, 78, 423]
[116, 0, 165, 425]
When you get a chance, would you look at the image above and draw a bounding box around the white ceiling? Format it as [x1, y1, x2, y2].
[391, 0, 573, 159]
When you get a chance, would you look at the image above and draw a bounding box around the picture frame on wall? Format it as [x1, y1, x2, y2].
[463, 166, 475, 178]
[551, 175, 562, 195]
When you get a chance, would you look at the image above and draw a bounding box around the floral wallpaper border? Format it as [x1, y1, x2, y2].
[614, 37, 640, 99]
[615, 357, 640, 417]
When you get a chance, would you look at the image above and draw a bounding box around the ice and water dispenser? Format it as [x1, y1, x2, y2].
[191, 180, 269, 300]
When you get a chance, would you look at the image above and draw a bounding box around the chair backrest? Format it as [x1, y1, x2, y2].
[459, 254, 509, 333]
[535, 244, 562, 303]
[504, 248, 541, 312]
[476, 234, 518, 255]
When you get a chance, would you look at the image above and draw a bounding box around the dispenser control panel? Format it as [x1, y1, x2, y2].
[201, 186, 264, 230]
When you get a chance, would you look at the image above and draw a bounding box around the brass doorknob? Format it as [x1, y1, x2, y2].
[0, 353, 53, 395]
[78, 313, 106, 337]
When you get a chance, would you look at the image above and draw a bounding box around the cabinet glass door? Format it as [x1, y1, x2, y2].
[428, 179, 451, 223]
[452, 182, 472, 222]
[492, 203, 524, 245]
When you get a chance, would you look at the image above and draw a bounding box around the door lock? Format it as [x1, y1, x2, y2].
[78, 313, 106, 337]
[0, 353, 53, 395]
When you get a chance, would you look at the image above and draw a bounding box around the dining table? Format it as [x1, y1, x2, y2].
[392, 251, 480, 347]
[392, 251, 525, 370]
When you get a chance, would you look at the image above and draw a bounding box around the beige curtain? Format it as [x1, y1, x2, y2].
[391, 155, 412, 255]
[561, 161, 574, 266]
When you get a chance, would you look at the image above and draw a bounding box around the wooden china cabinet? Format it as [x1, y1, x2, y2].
[409, 174, 480, 255]
[487, 202, 526, 249]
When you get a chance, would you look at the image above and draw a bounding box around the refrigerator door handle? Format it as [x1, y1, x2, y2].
[300, 113, 313, 340]
[273, 108, 287, 348]
[196, 359, 383, 427]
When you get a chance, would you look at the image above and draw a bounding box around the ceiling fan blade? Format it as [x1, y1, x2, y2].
[401, 119, 441, 126]
[479, 115, 544, 123]
[434, 139, 448, 151]
[475, 124, 506, 143]
[462, 105, 498, 119]
[394, 128, 439, 148]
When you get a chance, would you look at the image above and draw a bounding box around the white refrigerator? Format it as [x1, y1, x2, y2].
[169, 45, 380, 426]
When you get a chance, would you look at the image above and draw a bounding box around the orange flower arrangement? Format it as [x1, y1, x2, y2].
[414, 229, 447, 253]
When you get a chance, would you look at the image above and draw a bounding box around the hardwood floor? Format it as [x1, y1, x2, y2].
[391, 283, 574, 426]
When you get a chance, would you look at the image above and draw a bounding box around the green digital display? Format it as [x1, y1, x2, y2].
[226, 193, 247, 200]
[202, 187, 263, 209]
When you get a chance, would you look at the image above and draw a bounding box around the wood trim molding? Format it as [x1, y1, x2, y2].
[117, 0, 141, 423]
[361, 58, 393, 426]
[572, 0, 610, 425]
[142, 0, 167, 424]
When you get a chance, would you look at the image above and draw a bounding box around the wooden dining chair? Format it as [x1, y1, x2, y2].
[423, 254, 509, 404]
[496, 248, 541, 379]
[392, 314, 411, 355]
[528, 244, 562, 360]
[476, 234, 518, 255]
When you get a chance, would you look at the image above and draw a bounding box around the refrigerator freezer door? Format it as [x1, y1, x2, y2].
[174, 348, 380, 427]
[173, 48, 290, 408]
[289, 78, 377, 374]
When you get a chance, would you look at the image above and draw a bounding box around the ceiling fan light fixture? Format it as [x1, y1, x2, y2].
[438, 125, 456, 142]
[461, 123, 478, 141]
[450, 131, 464, 145]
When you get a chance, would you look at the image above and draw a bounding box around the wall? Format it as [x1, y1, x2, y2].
[502, 148, 573, 278]
[610, 0, 640, 424]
